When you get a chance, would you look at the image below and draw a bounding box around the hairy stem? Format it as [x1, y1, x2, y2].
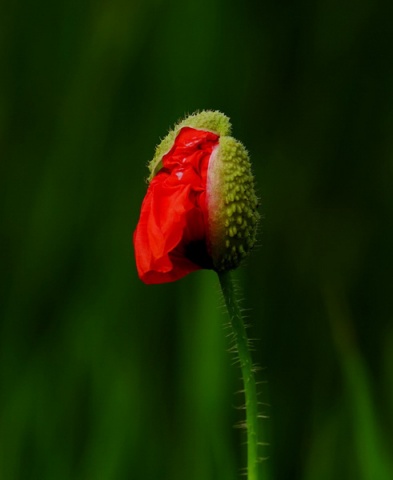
[218, 270, 260, 480]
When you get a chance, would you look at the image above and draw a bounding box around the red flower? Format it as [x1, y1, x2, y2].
[133, 127, 219, 284]
[133, 111, 259, 285]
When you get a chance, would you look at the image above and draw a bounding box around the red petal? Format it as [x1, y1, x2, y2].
[133, 127, 219, 284]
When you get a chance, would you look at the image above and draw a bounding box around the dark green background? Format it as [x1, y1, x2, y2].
[1, 0, 392, 479]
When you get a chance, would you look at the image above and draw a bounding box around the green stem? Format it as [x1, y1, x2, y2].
[218, 270, 259, 480]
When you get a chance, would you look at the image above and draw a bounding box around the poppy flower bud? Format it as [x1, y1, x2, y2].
[133, 111, 259, 284]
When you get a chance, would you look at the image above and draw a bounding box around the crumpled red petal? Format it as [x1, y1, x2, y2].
[133, 127, 219, 284]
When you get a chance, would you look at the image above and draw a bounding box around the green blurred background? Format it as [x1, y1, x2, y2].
[1, 0, 393, 479]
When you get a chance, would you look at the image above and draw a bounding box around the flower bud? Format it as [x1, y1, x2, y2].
[133, 111, 259, 284]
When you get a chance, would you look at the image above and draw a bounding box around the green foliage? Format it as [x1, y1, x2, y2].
[1, 0, 392, 479]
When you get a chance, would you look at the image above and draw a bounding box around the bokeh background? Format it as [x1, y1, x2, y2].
[1, 0, 393, 479]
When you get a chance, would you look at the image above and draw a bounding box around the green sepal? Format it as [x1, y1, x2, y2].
[207, 136, 259, 271]
[148, 110, 231, 181]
